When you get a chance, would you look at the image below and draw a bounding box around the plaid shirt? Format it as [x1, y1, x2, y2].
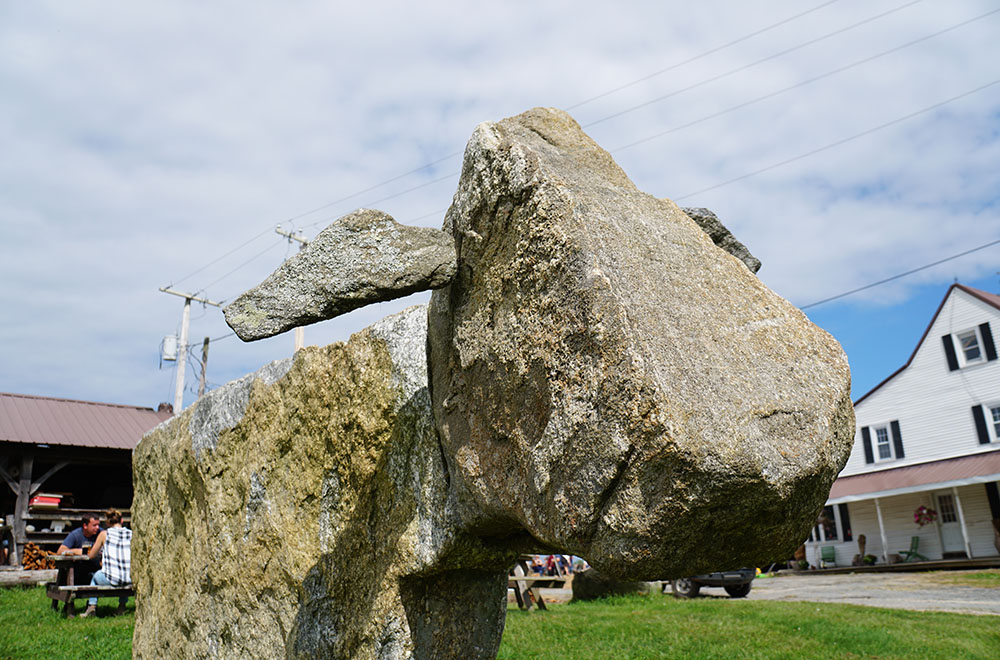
[102, 526, 132, 586]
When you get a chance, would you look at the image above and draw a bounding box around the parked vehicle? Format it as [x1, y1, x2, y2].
[667, 568, 756, 598]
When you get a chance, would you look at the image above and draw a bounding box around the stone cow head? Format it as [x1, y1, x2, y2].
[133, 108, 852, 660]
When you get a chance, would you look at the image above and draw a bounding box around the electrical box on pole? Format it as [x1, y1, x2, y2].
[159, 287, 221, 412]
[161, 335, 179, 362]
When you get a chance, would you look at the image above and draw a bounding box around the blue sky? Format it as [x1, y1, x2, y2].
[0, 1, 998, 410]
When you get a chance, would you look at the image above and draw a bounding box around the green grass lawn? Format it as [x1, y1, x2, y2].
[498, 594, 1000, 660]
[926, 569, 1000, 587]
[2, 585, 998, 660]
[0, 586, 133, 660]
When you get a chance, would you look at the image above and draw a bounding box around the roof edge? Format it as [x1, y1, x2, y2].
[0, 391, 159, 413]
[853, 283, 1000, 407]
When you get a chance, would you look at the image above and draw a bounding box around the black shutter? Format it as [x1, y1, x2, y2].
[890, 420, 904, 459]
[972, 405, 991, 444]
[838, 503, 853, 542]
[942, 334, 959, 371]
[980, 322, 997, 361]
[986, 482, 1000, 519]
[861, 426, 874, 464]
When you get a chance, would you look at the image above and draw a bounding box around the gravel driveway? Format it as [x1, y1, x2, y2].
[746, 570, 1000, 616]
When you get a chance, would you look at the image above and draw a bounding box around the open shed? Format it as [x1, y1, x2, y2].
[0, 392, 172, 566]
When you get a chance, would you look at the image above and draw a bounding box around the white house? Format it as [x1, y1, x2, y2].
[805, 284, 1000, 568]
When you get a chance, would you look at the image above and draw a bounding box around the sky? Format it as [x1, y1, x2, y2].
[1, 0, 998, 411]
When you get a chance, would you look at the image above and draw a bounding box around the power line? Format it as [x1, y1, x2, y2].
[567, 0, 841, 111]
[366, 0, 923, 223]
[403, 11, 997, 226]
[676, 77, 1000, 201]
[610, 7, 1000, 153]
[169, 225, 277, 288]
[380, 4, 945, 228]
[194, 69, 999, 298]
[283, 150, 463, 225]
[304, 171, 458, 230]
[166, 2, 853, 282]
[801, 239, 1000, 309]
[582, 0, 923, 129]
[200, 238, 286, 298]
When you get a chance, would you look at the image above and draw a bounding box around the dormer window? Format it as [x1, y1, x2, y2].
[942, 322, 997, 371]
[957, 329, 983, 365]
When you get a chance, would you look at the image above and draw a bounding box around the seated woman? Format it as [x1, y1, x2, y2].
[79, 509, 131, 618]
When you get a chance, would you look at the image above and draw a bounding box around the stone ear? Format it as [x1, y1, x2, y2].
[680, 206, 761, 274]
[224, 209, 456, 341]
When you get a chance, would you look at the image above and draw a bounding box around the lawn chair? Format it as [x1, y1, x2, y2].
[898, 536, 928, 562]
[820, 545, 837, 568]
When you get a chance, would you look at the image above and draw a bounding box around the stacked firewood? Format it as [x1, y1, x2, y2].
[21, 543, 55, 570]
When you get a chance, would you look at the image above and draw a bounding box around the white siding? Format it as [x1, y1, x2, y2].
[840, 289, 1000, 477]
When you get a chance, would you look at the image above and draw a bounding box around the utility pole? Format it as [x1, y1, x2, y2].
[159, 287, 221, 412]
[276, 224, 309, 352]
[197, 337, 210, 398]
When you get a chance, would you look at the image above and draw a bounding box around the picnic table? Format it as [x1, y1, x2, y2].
[45, 554, 133, 617]
[508, 556, 569, 610]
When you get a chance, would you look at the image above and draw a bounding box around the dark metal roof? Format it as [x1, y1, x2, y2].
[854, 284, 1000, 407]
[829, 450, 1000, 500]
[0, 392, 173, 450]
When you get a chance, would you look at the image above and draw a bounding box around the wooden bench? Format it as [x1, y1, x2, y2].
[45, 583, 134, 617]
[508, 557, 570, 610]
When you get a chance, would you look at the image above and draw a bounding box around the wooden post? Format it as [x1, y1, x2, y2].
[12, 455, 33, 565]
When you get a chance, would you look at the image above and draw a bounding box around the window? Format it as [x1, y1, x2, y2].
[875, 426, 891, 460]
[861, 421, 904, 463]
[819, 505, 838, 541]
[943, 323, 997, 371]
[971, 404, 1000, 445]
[809, 504, 852, 543]
[957, 329, 984, 365]
[937, 494, 958, 523]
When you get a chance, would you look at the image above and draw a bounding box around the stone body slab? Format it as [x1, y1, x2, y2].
[133, 306, 515, 660]
[427, 107, 854, 579]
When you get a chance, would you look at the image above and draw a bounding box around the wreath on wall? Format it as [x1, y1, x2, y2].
[914, 505, 938, 527]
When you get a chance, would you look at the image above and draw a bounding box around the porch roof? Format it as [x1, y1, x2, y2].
[827, 449, 1000, 504]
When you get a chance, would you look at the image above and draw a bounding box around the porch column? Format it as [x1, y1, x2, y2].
[874, 498, 889, 563]
[951, 486, 973, 559]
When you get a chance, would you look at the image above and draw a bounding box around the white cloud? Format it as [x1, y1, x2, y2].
[1, 0, 998, 407]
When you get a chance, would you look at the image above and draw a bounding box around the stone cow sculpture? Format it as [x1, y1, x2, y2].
[132, 108, 853, 660]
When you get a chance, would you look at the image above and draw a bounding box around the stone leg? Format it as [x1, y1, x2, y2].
[400, 569, 509, 660]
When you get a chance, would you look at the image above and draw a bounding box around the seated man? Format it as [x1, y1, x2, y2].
[56, 514, 103, 585]
[79, 509, 131, 618]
